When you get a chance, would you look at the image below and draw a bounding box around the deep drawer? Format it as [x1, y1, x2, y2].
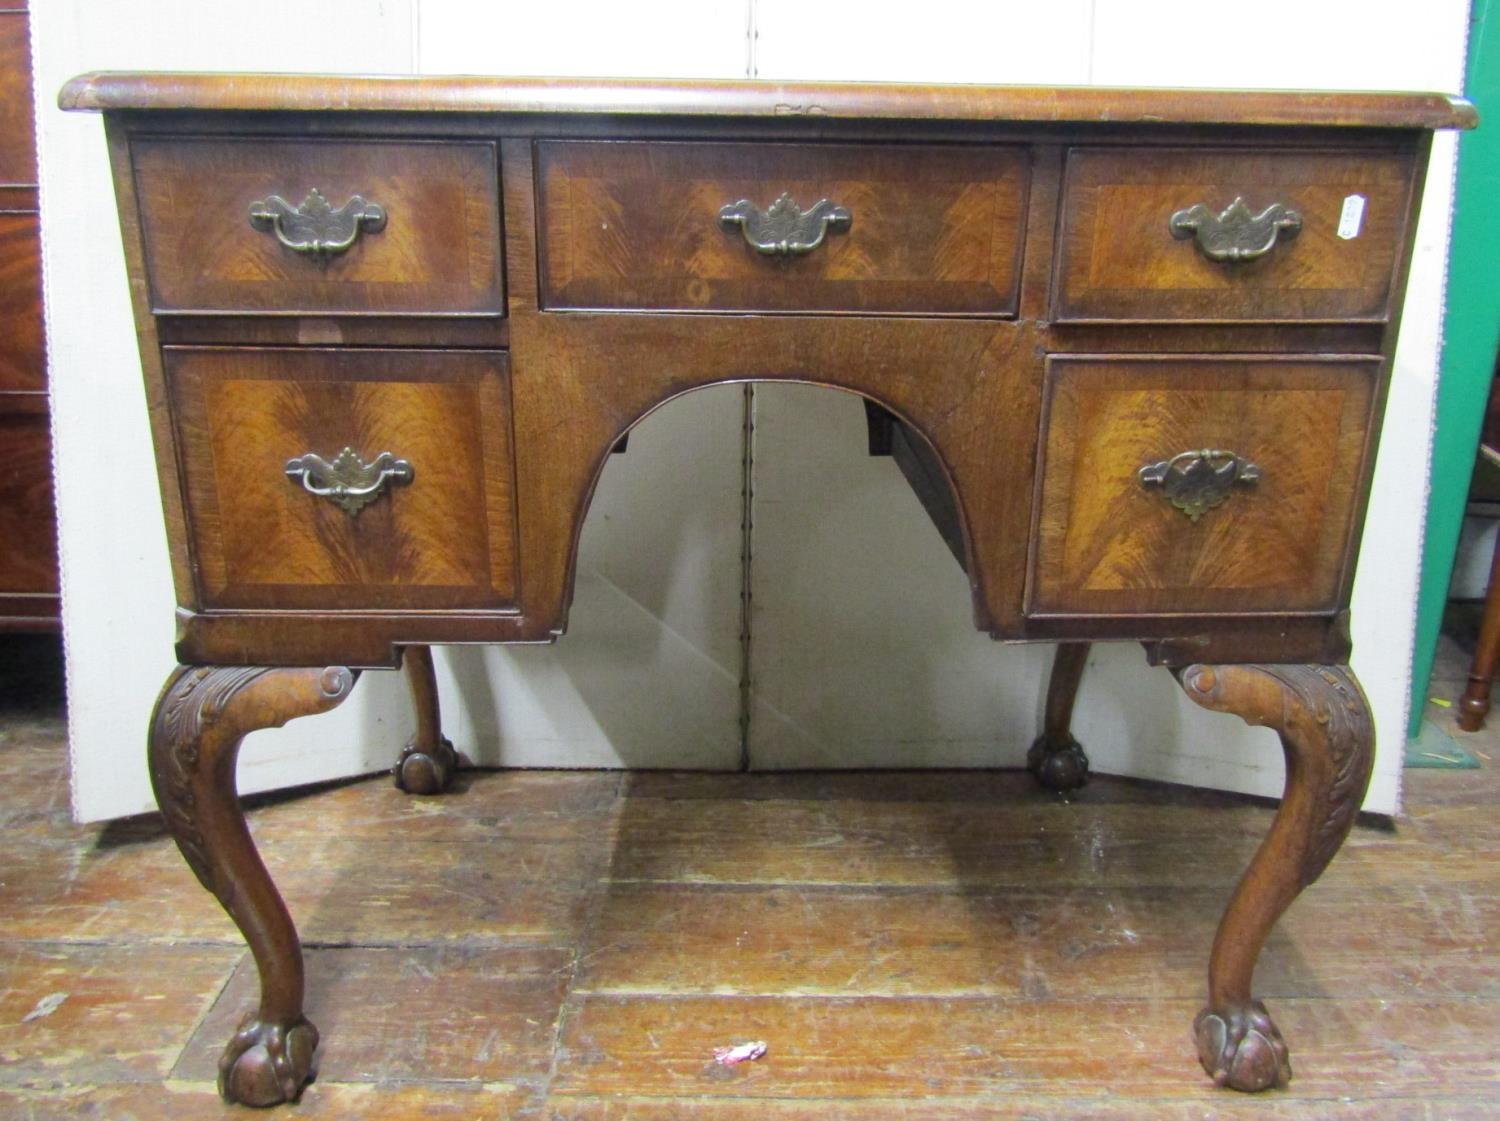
[0, 212, 44, 391]
[1052, 146, 1417, 323]
[132, 137, 504, 316]
[0, 410, 57, 596]
[536, 140, 1029, 315]
[0, 10, 35, 183]
[165, 346, 518, 611]
[1027, 354, 1379, 617]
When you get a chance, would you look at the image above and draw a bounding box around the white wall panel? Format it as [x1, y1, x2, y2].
[754, 0, 1093, 83]
[417, 0, 750, 77]
[434, 385, 749, 773]
[745, 386, 1056, 770]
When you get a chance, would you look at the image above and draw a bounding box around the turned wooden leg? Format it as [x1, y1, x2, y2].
[1027, 642, 1091, 791]
[1176, 664, 1374, 1092]
[1459, 533, 1500, 731]
[393, 644, 458, 795]
[148, 665, 358, 1107]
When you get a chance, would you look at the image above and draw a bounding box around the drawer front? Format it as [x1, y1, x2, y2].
[0, 411, 58, 596]
[0, 10, 35, 184]
[0, 212, 44, 391]
[537, 140, 1029, 315]
[132, 138, 503, 316]
[1028, 355, 1378, 617]
[166, 347, 518, 611]
[1053, 147, 1416, 322]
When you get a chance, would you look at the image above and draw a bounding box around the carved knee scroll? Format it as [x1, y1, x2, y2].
[149, 665, 358, 1106]
[1175, 663, 1374, 1092]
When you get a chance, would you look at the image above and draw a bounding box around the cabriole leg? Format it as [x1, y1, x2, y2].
[1176, 663, 1374, 1092]
[1458, 533, 1500, 730]
[1028, 642, 1091, 791]
[148, 664, 358, 1106]
[393, 644, 458, 795]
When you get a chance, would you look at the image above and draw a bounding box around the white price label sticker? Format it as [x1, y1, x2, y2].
[1337, 194, 1366, 240]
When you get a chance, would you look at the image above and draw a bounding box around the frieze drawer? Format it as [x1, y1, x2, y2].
[1052, 147, 1418, 323]
[536, 139, 1030, 316]
[131, 137, 504, 316]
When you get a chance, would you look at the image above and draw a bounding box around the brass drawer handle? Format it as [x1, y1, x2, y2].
[1169, 197, 1301, 262]
[249, 188, 387, 257]
[285, 447, 413, 515]
[1139, 449, 1262, 521]
[718, 192, 852, 256]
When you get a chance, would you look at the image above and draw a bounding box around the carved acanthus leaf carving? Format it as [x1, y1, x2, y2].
[1177, 663, 1373, 891]
[154, 667, 271, 893]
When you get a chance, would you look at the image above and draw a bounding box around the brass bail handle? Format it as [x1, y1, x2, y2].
[719, 192, 852, 256]
[249, 188, 387, 257]
[284, 448, 413, 516]
[1169, 197, 1301, 263]
[1139, 448, 1262, 522]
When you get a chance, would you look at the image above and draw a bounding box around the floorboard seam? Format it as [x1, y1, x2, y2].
[526, 787, 629, 1114]
[164, 948, 247, 1083]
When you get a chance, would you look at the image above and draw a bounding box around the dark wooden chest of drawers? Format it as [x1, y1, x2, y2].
[0, 0, 56, 631]
[61, 72, 1473, 1106]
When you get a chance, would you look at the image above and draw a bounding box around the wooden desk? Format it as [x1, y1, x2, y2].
[61, 73, 1474, 1106]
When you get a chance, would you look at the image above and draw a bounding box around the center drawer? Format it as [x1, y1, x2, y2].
[164, 346, 519, 612]
[535, 140, 1030, 315]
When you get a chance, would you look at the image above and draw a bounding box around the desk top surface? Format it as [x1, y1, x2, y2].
[60, 72, 1476, 131]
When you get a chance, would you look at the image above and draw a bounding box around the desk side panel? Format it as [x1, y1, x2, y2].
[104, 114, 197, 613]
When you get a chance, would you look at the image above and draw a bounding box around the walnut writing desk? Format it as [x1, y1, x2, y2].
[60, 73, 1474, 1106]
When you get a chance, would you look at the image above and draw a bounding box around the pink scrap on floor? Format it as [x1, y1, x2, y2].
[713, 1041, 768, 1066]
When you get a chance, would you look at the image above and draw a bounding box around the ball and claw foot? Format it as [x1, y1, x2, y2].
[1195, 1000, 1292, 1092]
[393, 736, 458, 795]
[218, 1014, 319, 1107]
[1027, 734, 1090, 792]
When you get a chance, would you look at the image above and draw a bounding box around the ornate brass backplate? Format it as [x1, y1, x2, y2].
[284, 448, 413, 515]
[1169, 197, 1302, 262]
[718, 193, 852, 256]
[1139, 449, 1262, 521]
[249, 189, 387, 257]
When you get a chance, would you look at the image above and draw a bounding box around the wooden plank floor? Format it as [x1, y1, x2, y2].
[2, 630, 1497, 1119]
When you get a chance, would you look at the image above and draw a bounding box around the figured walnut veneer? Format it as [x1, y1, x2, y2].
[166, 346, 519, 612]
[1030, 355, 1378, 617]
[0, 10, 36, 184]
[0, 213, 44, 392]
[1054, 147, 1417, 323]
[63, 71, 1474, 1106]
[0, 408, 57, 599]
[131, 137, 504, 316]
[537, 140, 1028, 315]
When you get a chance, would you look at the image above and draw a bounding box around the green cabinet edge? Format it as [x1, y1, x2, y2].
[1410, 0, 1500, 738]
